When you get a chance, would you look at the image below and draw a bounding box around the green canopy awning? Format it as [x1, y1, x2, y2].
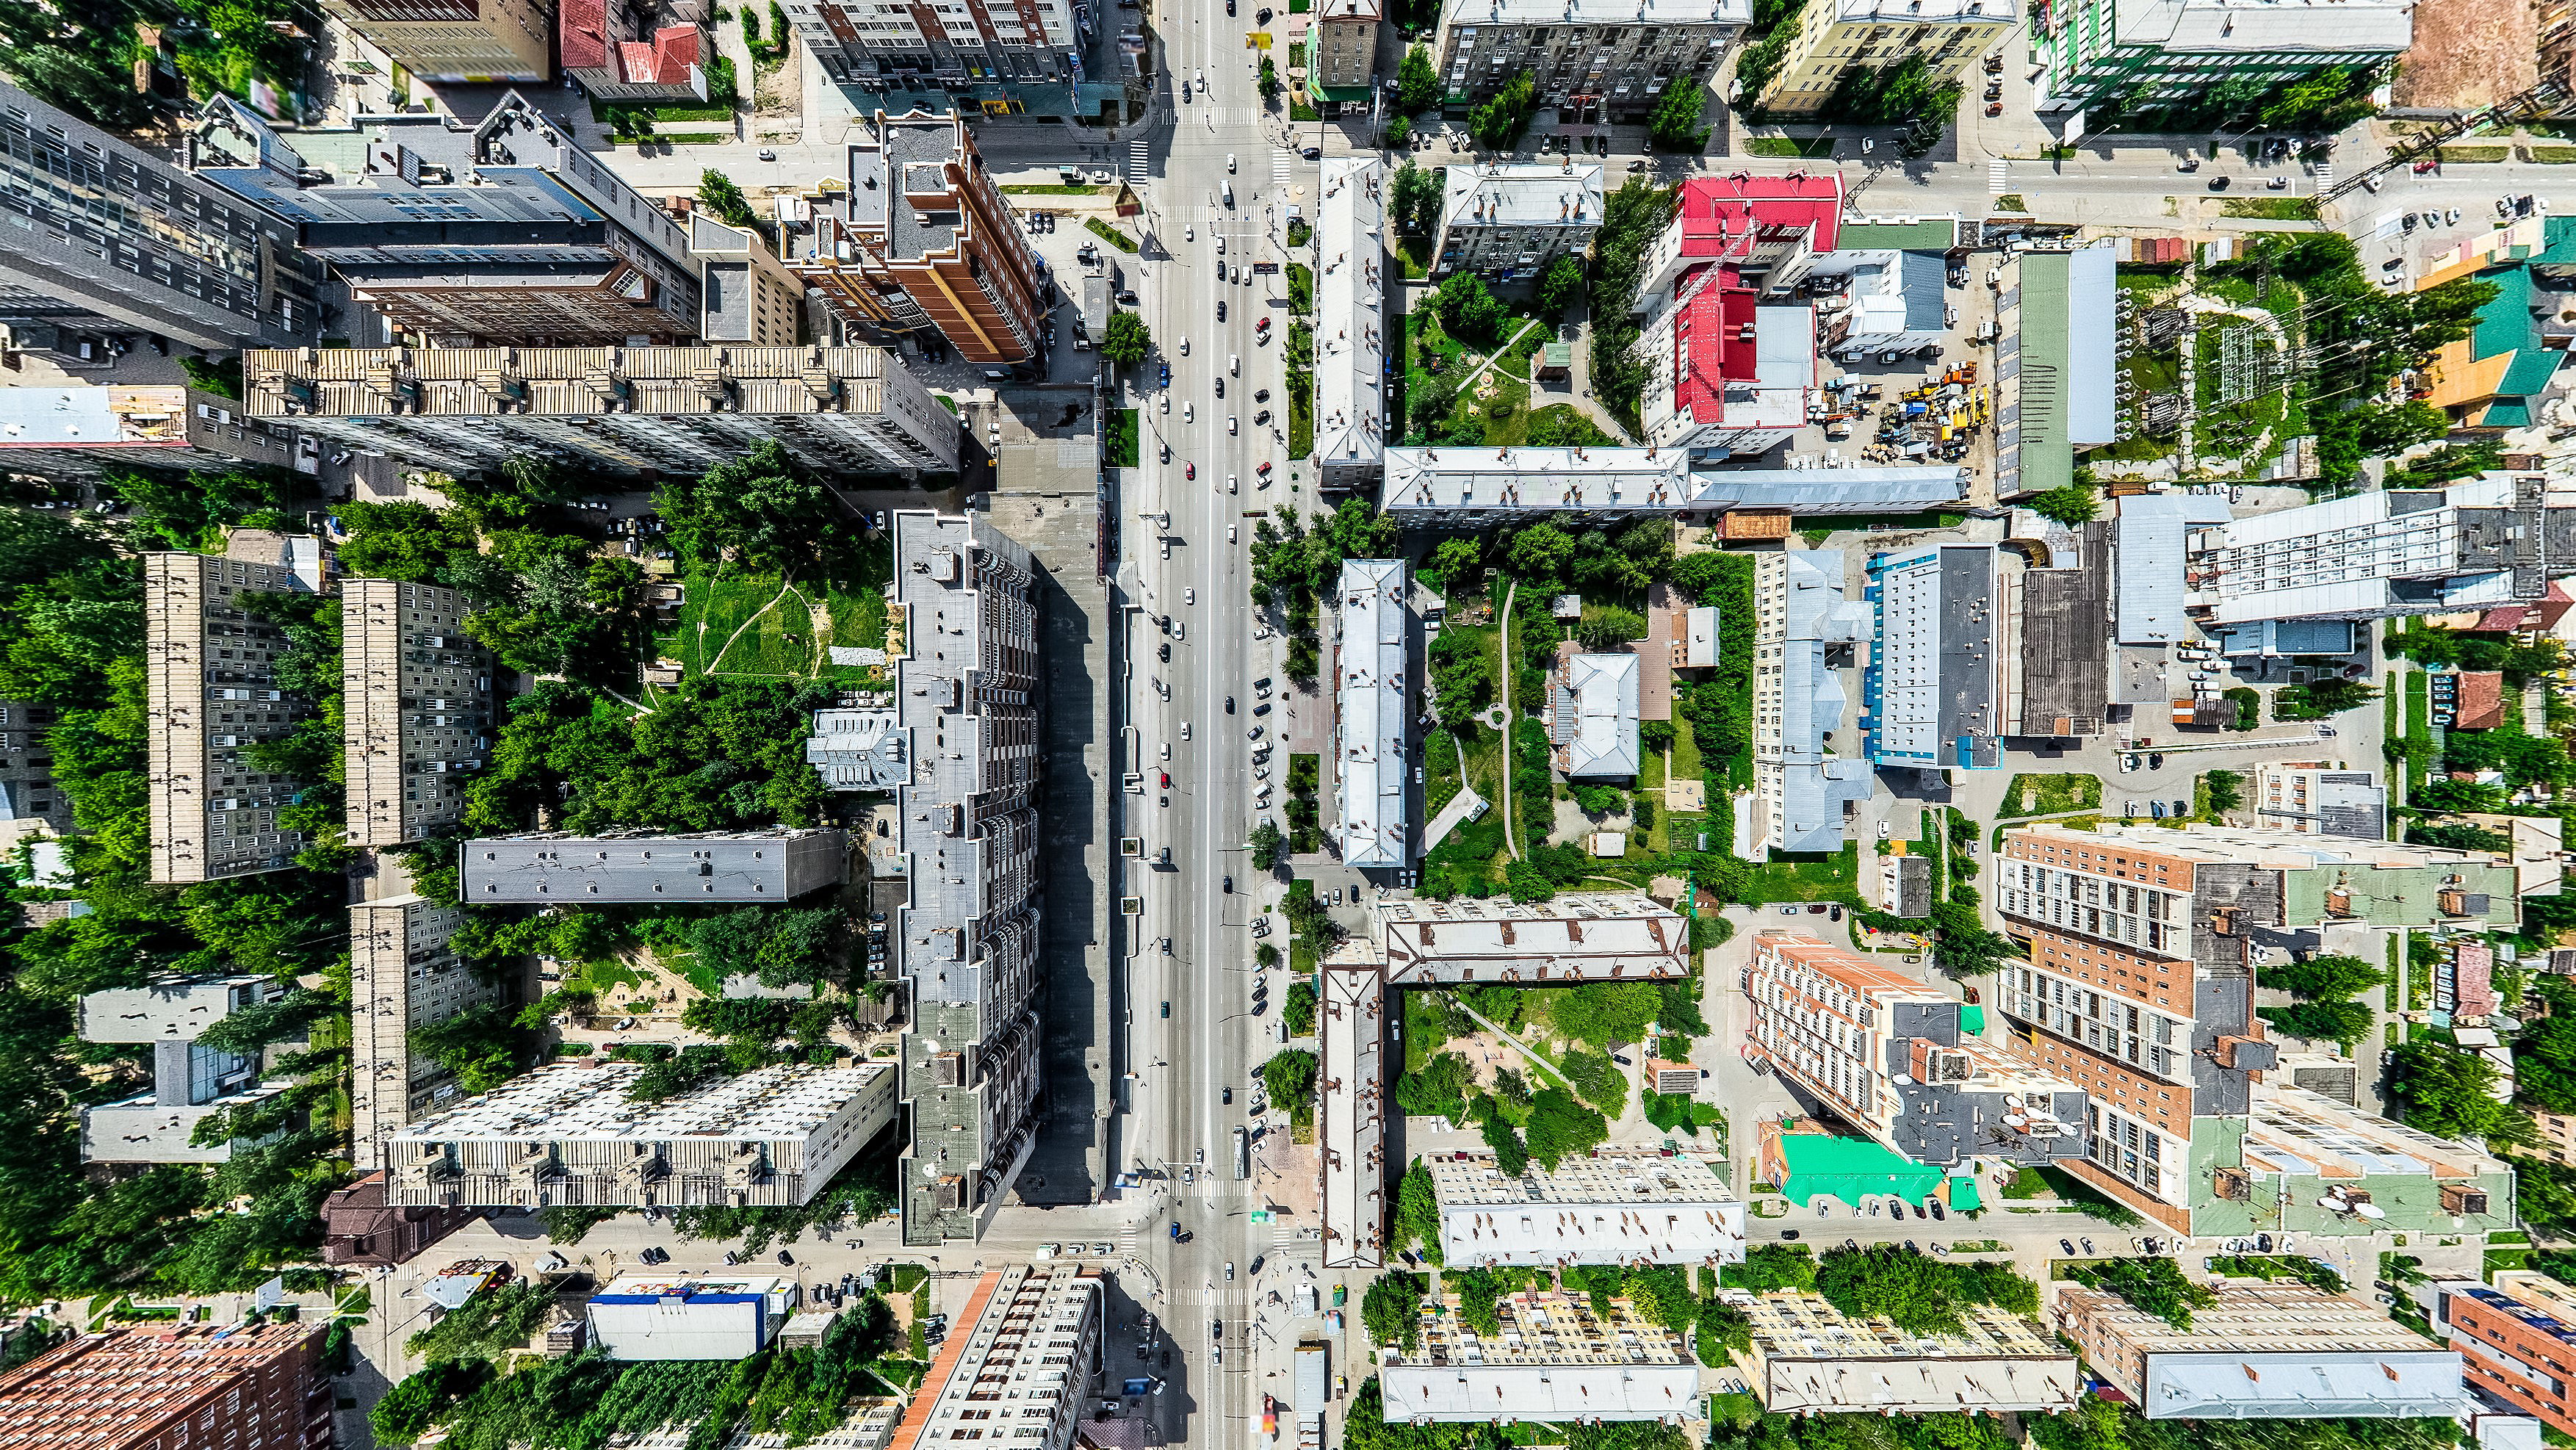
[1947, 1175, 1983, 1212]
[1959, 1004, 1985, 1036]
[1777, 1134, 1945, 1208]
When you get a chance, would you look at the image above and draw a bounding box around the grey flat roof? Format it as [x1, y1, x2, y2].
[461, 829, 844, 902]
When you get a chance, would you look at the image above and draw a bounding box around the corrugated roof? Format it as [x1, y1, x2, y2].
[1900, 250, 1947, 331]
[1836, 217, 1959, 251]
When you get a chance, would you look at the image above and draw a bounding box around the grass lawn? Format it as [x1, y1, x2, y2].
[1085, 217, 1140, 253]
[2000, 773, 2103, 816]
[1108, 407, 1140, 467]
[2218, 197, 2321, 220]
[1390, 236, 1430, 280]
[1992, 193, 2028, 212]
[2530, 146, 2576, 163]
[1671, 713, 1703, 783]
[1424, 727, 1465, 817]
[1745, 136, 1834, 158]
[660, 571, 807, 677]
[1001, 183, 1110, 194]
[1747, 845, 1861, 904]
[2437, 145, 2510, 163]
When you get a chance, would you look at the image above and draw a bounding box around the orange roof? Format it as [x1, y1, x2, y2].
[889, 1272, 999, 1450]
[2454, 671, 2506, 730]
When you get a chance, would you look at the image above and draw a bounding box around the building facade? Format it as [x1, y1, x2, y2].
[350, 895, 502, 1169]
[889, 1268, 1100, 1450]
[1429, 1153, 1745, 1267]
[1434, 163, 1604, 281]
[2060, 1281, 2460, 1418]
[2249, 761, 2388, 840]
[789, 111, 1047, 374]
[0, 1322, 329, 1450]
[1338, 559, 1408, 869]
[242, 343, 961, 478]
[1755, 0, 2013, 113]
[1745, 931, 2088, 1168]
[79, 975, 293, 1163]
[1863, 542, 2002, 772]
[194, 96, 704, 345]
[2439, 1272, 2576, 1435]
[1316, 158, 1388, 491]
[1305, 0, 1384, 113]
[461, 829, 848, 903]
[892, 511, 1045, 1246]
[1994, 821, 2524, 1236]
[344, 580, 491, 848]
[0, 84, 319, 355]
[0, 700, 69, 836]
[319, 0, 554, 81]
[785, 0, 1087, 97]
[1732, 1290, 2078, 1413]
[1752, 549, 1870, 854]
[2037, 0, 2411, 116]
[0, 386, 238, 481]
[386, 1061, 900, 1208]
[1434, 0, 1746, 121]
[2185, 472, 2575, 627]
[144, 549, 325, 884]
[1380, 1291, 1700, 1421]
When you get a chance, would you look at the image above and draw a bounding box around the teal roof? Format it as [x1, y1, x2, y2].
[2471, 261, 2536, 363]
[2499, 346, 2564, 397]
[2482, 400, 2533, 428]
[1948, 1175, 1982, 1211]
[1777, 1134, 1946, 1207]
[2531, 214, 2576, 267]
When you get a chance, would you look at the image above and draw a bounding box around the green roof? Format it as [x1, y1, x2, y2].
[1947, 1175, 1982, 1212]
[1777, 1134, 1946, 1208]
[2530, 214, 2576, 267]
[2481, 400, 2533, 428]
[2499, 346, 2564, 397]
[2016, 252, 2075, 494]
[2470, 261, 2535, 362]
[1542, 342, 1573, 367]
[1836, 218, 1959, 252]
[1960, 1003, 1985, 1035]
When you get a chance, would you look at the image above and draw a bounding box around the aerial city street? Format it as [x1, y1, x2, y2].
[5, 0, 2576, 1448]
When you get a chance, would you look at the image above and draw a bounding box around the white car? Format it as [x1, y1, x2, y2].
[1227, 154, 1237, 173]
[1161, 393, 1169, 413]
[1227, 474, 1238, 494]
[1183, 401, 1194, 422]
[1179, 336, 1190, 355]
[1185, 588, 1197, 605]
[1229, 416, 1238, 435]
[1180, 722, 1191, 739]
[1217, 234, 1227, 253]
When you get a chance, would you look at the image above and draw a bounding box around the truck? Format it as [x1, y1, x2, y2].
[1294, 1343, 1329, 1450]
[1233, 1125, 1251, 1180]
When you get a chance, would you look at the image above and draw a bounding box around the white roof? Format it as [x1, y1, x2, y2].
[1380, 1362, 1702, 1422]
[1377, 892, 1686, 983]
[1442, 162, 1605, 232]
[1764, 1357, 2082, 1413]
[1684, 605, 1719, 667]
[1381, 447, 1967, 513]
[1338, 559, 1408, 868]
[1565, 652, 1639, 778]
[1439, 0, 1747, 26]
[386, 1061, 892, 1144]
[1433, 1153, 1745, 1267]
[2113, 0, 2411, 54]
[1318, 960, 1388, 1267]
[2143, 1352, 2462, 1419]
[1316, 158, 1386, 478]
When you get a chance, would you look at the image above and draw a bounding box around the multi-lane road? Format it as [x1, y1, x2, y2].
[1121, 12, 1309, 1450]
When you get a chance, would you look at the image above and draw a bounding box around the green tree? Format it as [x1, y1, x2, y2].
[1522, 1085, 1608, 1167]
[1389, 1159, 1443, 1261]
[2028, 484, 2100, 525]
[1362, 1272, 1429, 1350]
[1547, 981, 1660, 1047]
[1576, 604, 1647, 650]
[1468, 71, 1537, 150]
[1429, 536, 1486, 594]
[1509, 522, 1579, 582]
[2389, 1036, 2531, 1144]
[1248, 818, 1288, 871]
[1258, 58, 1281, 101]
[1284, 979, 1318, 1036]
[1383, 114, 1410, 149]
[2203, 768, 2243, 814]
[2066, 1257, 2216, 1329]
[654, 439, 836, 574]
[1435, 270, 1506, 345]
[1260, 1047, 1320, 1122]
[1100, 311, 1153, 367]
[2262, 952, 2386, 1002]
[1648, 73, 1709, 151]
[1396, 43, 1441, 114]
[1537, 254, 1587, 320]
[2519, 977, 2576, 1114]
[697, 169, 757, 227]
[1721, 1244, 1817, 1292]
[1390, 161, 1444, 238]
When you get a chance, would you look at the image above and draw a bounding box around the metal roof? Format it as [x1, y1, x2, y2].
[1338, 559, 1408, 868]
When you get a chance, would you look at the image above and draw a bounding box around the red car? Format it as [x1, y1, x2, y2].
[1159, 771, 1171, 787]
[1185, 462, 1196, 479]
[1255, 460, 1273, 476]
[1255, 315, 1271, 333]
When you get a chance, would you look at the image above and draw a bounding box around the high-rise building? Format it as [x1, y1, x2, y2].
[1316, 158, 1388, 491]
[785, 0, 1087, 96]
[193, 95, 704, 345]
[241, 343, 962, 479]
[891, 511, 1043, 1245]
[0, 1321, 330, 1450]
[1381, 1291, 1699, 1421]
[1744, 931, 2088, 1169]
[2037, 0, 2411, 116]
[386, 1061, 901, 1208]
[1337, 559, 1408, 870]
[343, 580, 492, 848]
[2060, 1281, 2460, 1419]
[143, 544, 328, 884]
[1305, 0, 1383, 115]
[1731, 1289, 2077, 1413]
[2438, 1272, 2576, 1435]
[1994, 821, 2525, 1235]
[1863, 542, 2003, 772]
[319, 0, 554, 82]
[691, 214, 808, 345]
[2249, 761, 2389, 840]
[887, 1268, 1101, 1450]
[460, 829, 848, 902]
[1754, 0, 2013, 113]
[790, 112, 1047, 376]
[0, 700, 71, 837]
[78, 975, 295, 1163]
[1428, 1153, 1744, 1267]
[1434, 162, 1604, 281]
[0, 84, 321, 354]
[1434, 0, 1745, 122]
[349, 895, 504, 1169]
[1752, 550, 1869, 854]
[2184, 471, 2576, 626]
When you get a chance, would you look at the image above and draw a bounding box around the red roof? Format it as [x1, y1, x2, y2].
[1674, 174, 1844, 263]
[560, 0, 609, 70]
[2472, 580, 2575, 633]
[1669, 264, 1759, 423]
[2453, 670, 2506, 731]
[640, 25, 701, 82]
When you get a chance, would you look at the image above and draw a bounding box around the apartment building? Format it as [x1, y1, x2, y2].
[2186, 472, 2576, 626]
[0, 386, 234, 482]
[563, 0, 711, 103]
[241, 343, 961, 479]
[1634, 176, 1842, 454]
[889, 1268, 1101, 1450]
[344, 580, 491, 848]
[461, 829, 848, 902]
[0, 84, 320, 355]
[1428, 1153, 1745, 1267]
[2250, 761, 2388, 840]
[786, 0, 1087, 96]
[1305, 0, 1384, 113]
[194, 96, 704, 345]
[1994, 821, 2525, 1235]
[386, 1061, 900, 1208]
[1338, 559, 1409, 869]
[1863, 542, 2003, 772]
[2439, 1272, 2576, 1435]
[692, 214, 807, 345]
[2060, 1282, 2460, 1418]
[1731, 1290, 2077, 1413]
[1316, 158, 1388, 491]
[320, 0, 552, 81]
[144, 547, 326, 884]
[78, 975, 295, 1163]
[1435, 0, 1747, 121]
[891, 511, 1045, 1246]
[789, 111, 1047, 375]
[1755, 0, 2014, 113]
[0, 1321, 330, 1450]
[0, 700, 69, 836]
[1381, 1291, 1699, 1420]
[1752, 550, 1870, 854]
[1379, 446, 1969, 524]
[2038, 0, 2412, 115]
[1552, 651, 1639, 779]
[1434, 162, 1604, 281]
[320, 1169, 477, 1266]
[350, 895, 503, 1170]
[1745, 931, 2088, 1169]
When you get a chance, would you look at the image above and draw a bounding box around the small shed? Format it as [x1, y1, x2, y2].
[1537, 342, 1573, 380]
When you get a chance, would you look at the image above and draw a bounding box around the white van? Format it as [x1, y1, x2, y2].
[1230, 353, 1239, 376]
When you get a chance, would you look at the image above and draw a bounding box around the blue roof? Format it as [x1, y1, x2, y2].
[1901, 251, 1947, 332]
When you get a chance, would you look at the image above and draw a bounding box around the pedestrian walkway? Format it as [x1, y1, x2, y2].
[1129, 140, 1151, 187]
[1271, 148, 1292, 184]
[2315, 161, 2334, 192]
[1988, 158, 2010, 194]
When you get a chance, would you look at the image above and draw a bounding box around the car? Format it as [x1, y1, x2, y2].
[1227, 475, 1238, 494]
[1161, 1001, 1172, 1017]
[1984, 82, 2002, 98]
[2267, 176, 2290, 190]
[1252, 701, 1270, 716]
[1778, 906, 1800, 915]
[1158, 362, 1169, 387]
[2148, 752, 2165, 768]
[1255, 315, 1271, 333]
[1254, 408, 1272, 425]
[1780, 1229, 1800, 1241]
[1610, 1053, 1632, 1066]
[1222, 1087, 1233, 1104]
[2256, 1233, 2274, 1253]
[1159, 642, 1170, 662]
[2082, 1238, 2094, 1254]
[1217, 235, 1227, 254]
[1215, 299, 1226, 322]
[1927, 1199, 1944, 1220]
[1158, 771, 1170, 787]
[2447, 206, 2461, 225]
[1806, 903, 1828, 915]
[1171, 1221, 1188, 1241]
[1185, 588, 1196, 605]
[1185, 223, 1194, 239]
[1226, 696, 1235, 713]
[615, 1016, 636, 1030]
[1183, 400, 1193, 422]
[2177, 156, 2200, 172]
[1212, 1321, 1224, 1342]
[1332, 887, 1343, 906]
[2121, 753, 2140, 773]
[1159, 394, 1169, 414]
[1301, 145, 1322, 160]
[1985, 102, 2002, 116]
[1249, 1255, 1266, 1275]
[2208, 176, 2231, 190]
[1248, 725, 1263, 740]
[1228, 154, 1238, 173]
[1223, 875, 1233, 892]
[778, 1249, 795, 1265]
[757, 147, 777, 160]
[1229, 414, 1238, 434]
[1185, 462, 1196, 479]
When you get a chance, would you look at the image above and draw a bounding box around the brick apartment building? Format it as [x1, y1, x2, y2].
[2437, 1272, 2576, 1435]
[0, 1321, 331, 1450]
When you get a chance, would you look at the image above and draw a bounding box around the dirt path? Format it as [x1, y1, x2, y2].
[706, 576, 798, 674]
[1498, 578, 1522, 860]
[795, 584, 834, 674]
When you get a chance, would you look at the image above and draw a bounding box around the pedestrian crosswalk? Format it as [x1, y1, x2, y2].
[1270, 148, 1292, 184]
[2315, 162, 2333, 192]
[1128, 140, 1150, 187]
[1987, 158, 2010, 193]
[1120, 1223, 1139, 1258]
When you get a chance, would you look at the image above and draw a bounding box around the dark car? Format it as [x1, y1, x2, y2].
[1161, 1000, 1172, 1017]
[1222, 875, 1234, 892]
[2208, 175, 2232, 190]
[2060, 1238, 2077, 1255]
[1254, 408, 1273, 425]
[1927, 1199, 1945, 1220]
[1299, 145, 1321, 160]
[1249, 1255, 1265, 1274]
[2256, 1233, 2274, 1253]
[1160, 641, 1171, 662]
[1222, 1087, 1233, 1104]
[1216, 300, 1227, 322]
[777, 1250, 795, 1265]
[1225, 696, 1235, 713]
[1780, 1229, 1801, 1241]
[1255, 389, 1271, 403]
[1211, 1321, 1224, 1342]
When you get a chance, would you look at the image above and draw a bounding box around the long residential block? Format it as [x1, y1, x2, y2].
[1731, 1289, 2077, 1413]
[344, 580, 492, 847]
[2438, 1272, 2576, 1435]
[1381, 1291, 1700, 1421]
[1430, 1152, 1744, 1268]
[461, 829, 847, 902]
[887, 1267, 1102, 1450]
[2185, 471, 2576, 626]
[385, 1061, 898, 1208]
[241, 343, 961, 479]
[350, 895, 502, 1170]
[1753, 549, 1870, 854]
[1316, 159, 1388, 490]
[79, 975, 293, 1164]
[1433, 0, 1745, 120]
[0, 1321, 330, 1450]
[2060, 1280, 2460, 1418]
[1338, 558, 1408, 868]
